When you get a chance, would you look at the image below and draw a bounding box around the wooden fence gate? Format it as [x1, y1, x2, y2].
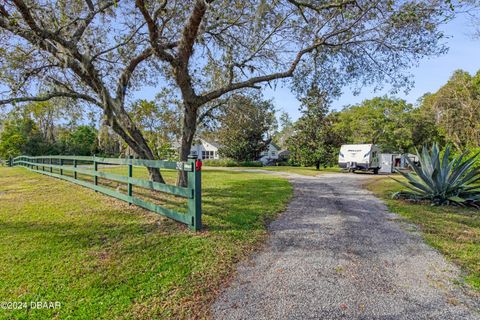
[10, 155, 202, 230]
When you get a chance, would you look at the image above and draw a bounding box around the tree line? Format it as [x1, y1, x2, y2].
[276, 69, 480, 169]
[0, 91, 276, 163]
[3, 68, 479, 171]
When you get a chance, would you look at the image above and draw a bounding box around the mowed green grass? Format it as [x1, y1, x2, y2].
[0, 166, 292, 319]
[259, 166, 342, 176]
[365, 176, 480, 291]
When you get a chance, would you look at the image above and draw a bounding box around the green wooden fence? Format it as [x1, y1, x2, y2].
[10, 155, 202, 230]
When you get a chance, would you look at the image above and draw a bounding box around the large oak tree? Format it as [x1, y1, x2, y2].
[0, 0, 452, 185]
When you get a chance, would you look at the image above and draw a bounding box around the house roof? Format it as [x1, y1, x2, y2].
[171, 138, 222, 150]
[270, 142, 281, 150]
[203, 139, 221, 148]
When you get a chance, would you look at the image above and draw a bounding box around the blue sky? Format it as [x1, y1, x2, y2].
[263, 13, 480, 119]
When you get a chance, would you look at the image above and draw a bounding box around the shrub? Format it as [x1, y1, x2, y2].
[202, 159, 237, 167]
[202, 159, 263, 167]
[392, 144, 480, 207]
[237, 161, 263, 167]
[273, 160, 291, 166]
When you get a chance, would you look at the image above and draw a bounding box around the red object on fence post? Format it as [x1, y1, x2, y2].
[195, 159, 202, 171]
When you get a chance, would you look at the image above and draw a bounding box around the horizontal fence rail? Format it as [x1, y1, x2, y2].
[10, 155, 202, 230]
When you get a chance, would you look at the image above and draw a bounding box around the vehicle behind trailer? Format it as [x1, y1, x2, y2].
[338, 144, 381, 174]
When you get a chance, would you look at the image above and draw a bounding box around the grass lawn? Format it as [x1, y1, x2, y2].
[365, 176, 480, 291]
[0, 166, 292, 319]
[259, 166, 342, 176]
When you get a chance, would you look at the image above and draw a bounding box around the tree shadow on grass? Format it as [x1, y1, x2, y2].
[2, 222, 137, 250]
[0, 209, 187, 255]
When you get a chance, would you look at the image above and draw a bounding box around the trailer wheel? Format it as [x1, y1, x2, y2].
[373, 168, 379, 175]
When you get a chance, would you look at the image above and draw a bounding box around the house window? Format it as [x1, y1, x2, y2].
[202, 151, 215, 159]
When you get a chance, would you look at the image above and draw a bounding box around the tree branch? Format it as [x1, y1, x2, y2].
[0, 91, 101, 106]
[199, 3, 372, 105]
[0, 4, 9, 17]
[197, 100, 227, 125]
[72, 1, 116, 41]
[199, 40, 326, 104]
[115, 47, 154, 105]
[287, 0, 357, 13]
[173, 0, 211, 105]
[90, 21, 147, 61]
[177, 0, 208, 66]
[13, 1, 68, 46]
[135, 0, 176, 63]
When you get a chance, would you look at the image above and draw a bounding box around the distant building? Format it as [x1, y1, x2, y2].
[173, 139, 285, 165]
[172, 138, 221, 160]
[191, 139, 221, 160]
[277, 149, 291, 161]
[259, 142, 280, 165]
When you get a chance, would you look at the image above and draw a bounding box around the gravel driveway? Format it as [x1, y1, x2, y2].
[212, 173, 480, 319]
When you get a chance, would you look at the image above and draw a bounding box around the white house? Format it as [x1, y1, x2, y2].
[189, 139, 221, 160]
[259, 143, 280, 165]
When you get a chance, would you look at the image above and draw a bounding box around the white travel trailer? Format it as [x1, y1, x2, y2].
[338, 144, 381, 174]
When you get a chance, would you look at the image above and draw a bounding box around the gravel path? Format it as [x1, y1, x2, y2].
[212, 173, 480, 319]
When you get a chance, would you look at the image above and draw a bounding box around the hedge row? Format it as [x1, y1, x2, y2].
[202, 159, 263, 167]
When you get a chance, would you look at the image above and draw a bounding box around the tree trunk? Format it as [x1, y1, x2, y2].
[105, 102, 166, 184]
[123, 129, 165, 183]
[176, 104, 198, 187]
[315, 160, 320, 170]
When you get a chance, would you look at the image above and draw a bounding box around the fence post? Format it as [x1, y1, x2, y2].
[127, 155, 133, 204]
[187, 155, 202, 231]
[50, 158, 53, 173]
[60, 158, 63, 175]
[93, 155, 98, 191]
[8, 157, 12, 167]
[73, 158, 77, 179]
[42, 158, 45, 171]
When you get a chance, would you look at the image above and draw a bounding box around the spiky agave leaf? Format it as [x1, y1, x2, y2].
[392, 144, 480, 207]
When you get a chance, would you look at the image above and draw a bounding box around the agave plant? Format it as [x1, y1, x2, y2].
[392, 144, 480, 207]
